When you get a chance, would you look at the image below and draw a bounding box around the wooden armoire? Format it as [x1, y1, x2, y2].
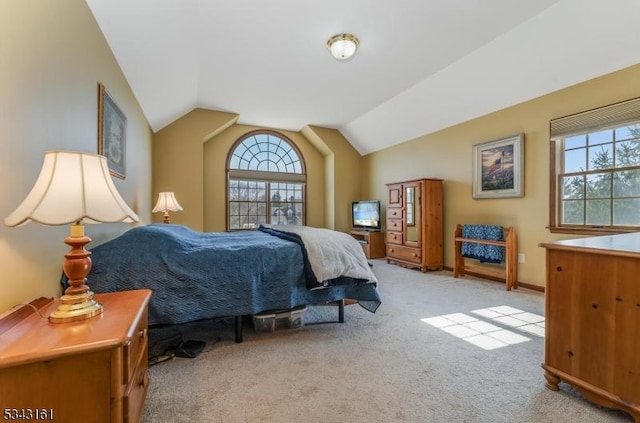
[385, 178, 443, 272]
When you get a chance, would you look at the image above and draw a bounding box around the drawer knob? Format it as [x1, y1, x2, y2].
[389, 248, 394, 253]
[139, 371, 149, 388]
[412, 253, 417, 258]
[556, 266, 562, 272]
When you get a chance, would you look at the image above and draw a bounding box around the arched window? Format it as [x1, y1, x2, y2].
[227, 130, 306, 230]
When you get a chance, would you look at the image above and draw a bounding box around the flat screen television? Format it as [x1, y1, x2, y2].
[352, 200, 381, 231]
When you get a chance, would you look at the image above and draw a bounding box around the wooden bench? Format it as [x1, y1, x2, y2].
[454, 224, 517, 291]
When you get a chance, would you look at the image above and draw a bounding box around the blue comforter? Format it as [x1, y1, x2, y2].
[82, 224, 381, 326]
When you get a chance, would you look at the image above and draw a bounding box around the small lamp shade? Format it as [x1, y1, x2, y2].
[152, 192, 183, 223]
[4, 151, 139, 323]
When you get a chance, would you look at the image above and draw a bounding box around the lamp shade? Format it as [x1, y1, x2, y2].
[327, 33, 360, 61]
[152, 192, 183, 213]
[4, 151, 139, 227]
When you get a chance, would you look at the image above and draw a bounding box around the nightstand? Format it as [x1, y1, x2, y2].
[0, 289, 152, 423]
[350, 230, 385, 259]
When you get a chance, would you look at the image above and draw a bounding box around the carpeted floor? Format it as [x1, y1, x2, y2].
[142, 259, 634, 423]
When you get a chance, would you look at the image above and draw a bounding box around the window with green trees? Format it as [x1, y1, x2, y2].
[227, 131, 305, 230]
[550, 97, 640, 234]
[560, 125, 640, 227]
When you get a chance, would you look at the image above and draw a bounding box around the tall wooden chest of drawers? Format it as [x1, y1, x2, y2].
[385, 178, 443, 272]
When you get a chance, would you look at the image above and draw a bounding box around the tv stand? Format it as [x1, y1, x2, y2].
[350, 230, 385, 259]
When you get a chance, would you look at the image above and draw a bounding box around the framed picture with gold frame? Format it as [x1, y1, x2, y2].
[472, 134, 524, 199]
[98, 82, 126, 179]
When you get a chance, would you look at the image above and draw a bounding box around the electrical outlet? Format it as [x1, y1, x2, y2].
[518, 253, 525, 263]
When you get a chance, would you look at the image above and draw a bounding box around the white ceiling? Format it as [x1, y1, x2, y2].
[86, 0, 640, 155]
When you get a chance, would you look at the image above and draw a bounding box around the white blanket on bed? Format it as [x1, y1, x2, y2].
[262, 225, 378, 288]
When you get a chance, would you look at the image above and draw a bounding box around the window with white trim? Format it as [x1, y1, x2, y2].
[550, 98, 640, 234]
[227, 131, 306, 230]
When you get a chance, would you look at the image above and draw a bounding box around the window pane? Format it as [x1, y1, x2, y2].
[585, 173, 611, 199]
[243, 214, 260, 229]
[268, 182, 303, 225]
[272, 158, 285, 173]
[613, 170, 640, 197]
[588, 144, 613, 170]
[615, 125, 640, 141]
[228, 133, 305, 230]
[230, 155, 241, 169]
[615, 140, 640, 167]
[588, 129, 613, 145]
[562, 175, 584, 199]
[557, 116, 640, 228]
[564, 148, 586, 173]
[229, 185, 239, 200]
[585, 199, 610, 225]
[565, 134, 586, 149]
[562, 200, 584, 224]
[614, 198, 640, 225]
[248, 144, 261, 157]
[230, 133, 302, 175]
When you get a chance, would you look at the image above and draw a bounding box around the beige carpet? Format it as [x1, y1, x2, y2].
[142, 259, 634, 423]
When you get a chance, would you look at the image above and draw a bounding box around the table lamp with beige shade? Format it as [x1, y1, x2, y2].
[4, 151, 139, 323]
[152, 192, 183, 223]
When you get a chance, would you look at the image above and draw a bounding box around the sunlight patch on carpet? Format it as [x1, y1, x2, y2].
[421, 306, 545, 350]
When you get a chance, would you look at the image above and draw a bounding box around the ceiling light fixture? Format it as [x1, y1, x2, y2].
[327, 33, 359, 61]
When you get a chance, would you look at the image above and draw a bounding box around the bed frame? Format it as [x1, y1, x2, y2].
[234, 300, 345, 342]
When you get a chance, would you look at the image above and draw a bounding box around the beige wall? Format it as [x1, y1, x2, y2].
[0, 1, 152, 314]
[154, 111, 362, 233]
[301, 126, 363, 232]
[363, 63, 640, 289]
[153, 108, 239, 230]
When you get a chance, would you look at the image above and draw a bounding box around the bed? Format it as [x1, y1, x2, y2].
[77, 224, 381, 341]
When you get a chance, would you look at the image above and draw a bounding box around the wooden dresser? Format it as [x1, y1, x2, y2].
[0, 289, 152, 423]
[540, 234, 640, 422]
[385, 178, 443, 272]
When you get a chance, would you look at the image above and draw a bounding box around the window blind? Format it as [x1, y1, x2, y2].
[550, 96, 640, 139]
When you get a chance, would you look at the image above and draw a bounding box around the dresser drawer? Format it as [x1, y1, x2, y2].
[123, 308, 148, 384]
[386, 207, 403, 220]
[387, 244, 422, 264]
[386, 231, 403, 245]
[386, 218, 402, 232]
[124, 344, 149, 423]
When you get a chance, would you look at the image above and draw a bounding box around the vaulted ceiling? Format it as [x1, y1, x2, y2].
[86, 0, 640, 155]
